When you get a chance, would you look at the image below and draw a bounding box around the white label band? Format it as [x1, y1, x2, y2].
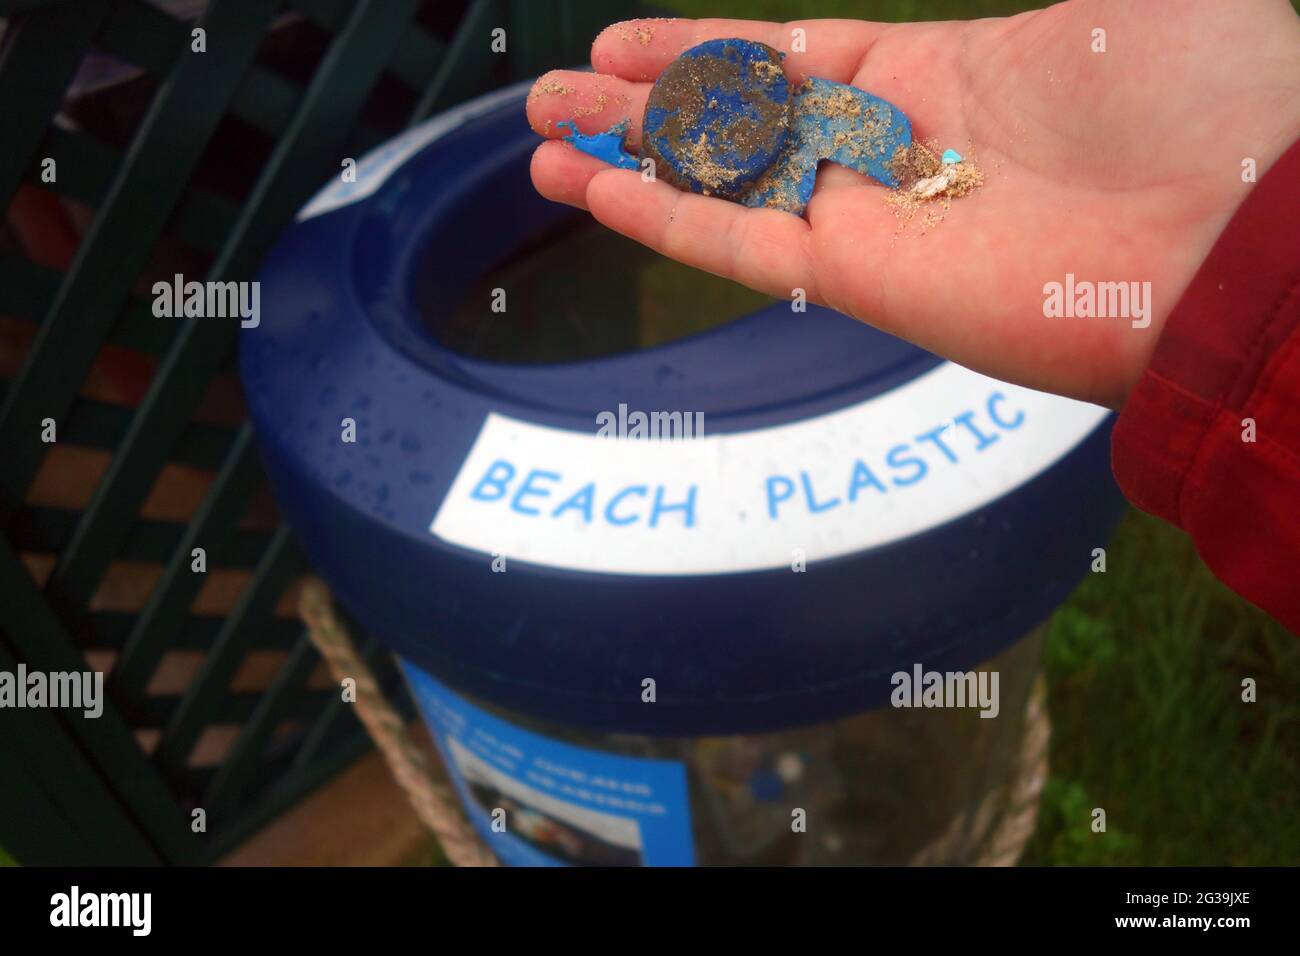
[430, 362, 1109, 576]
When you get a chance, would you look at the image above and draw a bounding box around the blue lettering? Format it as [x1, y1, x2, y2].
[800, 471, 841, 513]
[511, 469, 559, 515]
[552, 482, 595, 522]
[847, 459, 887, 501]
[953, 410, 999, 451]
[650, 485, 697, 528]
[915, 425, 959, 464]
[886, 443, 928, 486]
[470, 459, 515, 501]
[604, 485, 646, 526]
[988, 391, 1025, 430]
[766, 475, 795, 519]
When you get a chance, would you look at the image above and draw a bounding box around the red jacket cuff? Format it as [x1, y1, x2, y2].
[1111, 137, 1300, 633]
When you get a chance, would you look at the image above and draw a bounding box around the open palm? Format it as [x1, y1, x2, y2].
[528, 0, 1300, 407]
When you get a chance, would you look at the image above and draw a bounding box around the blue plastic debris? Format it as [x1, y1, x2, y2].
[941, 148, 964, 165]
[559, 38, 913, 216]
[748, 768, 785, 802]
[741, 77, 912, 212]
[556, 119, 640, 171]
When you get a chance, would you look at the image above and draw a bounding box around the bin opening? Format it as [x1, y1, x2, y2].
[427, 214, 773, 364]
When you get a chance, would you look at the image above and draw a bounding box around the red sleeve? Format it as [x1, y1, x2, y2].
[1111, 137, 1300, 635]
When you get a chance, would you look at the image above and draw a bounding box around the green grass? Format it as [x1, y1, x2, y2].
[1023, 510, 1299, 865]
[649, 0, 1300, 865]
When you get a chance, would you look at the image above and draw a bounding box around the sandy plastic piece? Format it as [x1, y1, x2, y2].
[561, 38, 913, 215]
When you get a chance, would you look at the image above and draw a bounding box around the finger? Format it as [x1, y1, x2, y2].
[591, 17, 894, 85]
[839, 20, 968, 147]
[585, 168, 816, 301]
[531, 139, 616, 210]
[527, 70, 651, 146]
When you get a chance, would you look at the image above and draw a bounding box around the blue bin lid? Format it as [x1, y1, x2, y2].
[242, 81, 1127, 735]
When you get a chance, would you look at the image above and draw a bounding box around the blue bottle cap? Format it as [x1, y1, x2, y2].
[640, 38, 793, 199]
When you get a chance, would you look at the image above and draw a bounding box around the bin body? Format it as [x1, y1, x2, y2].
[401, 630, 1044, 866]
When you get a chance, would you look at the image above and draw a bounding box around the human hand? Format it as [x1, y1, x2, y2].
[527, 0, 1300, 407]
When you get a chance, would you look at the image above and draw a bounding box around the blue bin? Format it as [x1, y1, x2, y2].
[243, 82, 1126, 866]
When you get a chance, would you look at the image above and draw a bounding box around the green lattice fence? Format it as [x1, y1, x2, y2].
[0, 0, 637, 865]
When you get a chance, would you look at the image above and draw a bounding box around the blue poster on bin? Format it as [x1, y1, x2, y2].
[402, 662, 695, 867]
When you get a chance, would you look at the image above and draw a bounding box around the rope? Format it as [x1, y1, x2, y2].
[978, 674, 1051, 866]
[909, 674, 1051, 866]
[298, 577, 498, 867]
